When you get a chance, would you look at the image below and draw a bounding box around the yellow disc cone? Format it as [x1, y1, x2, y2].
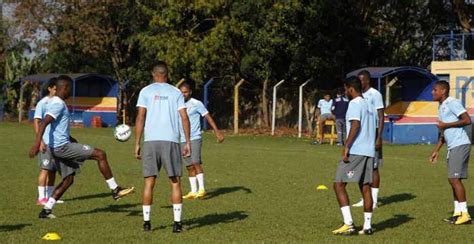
[41, 232, 61, 240]
[316, 185, 328, 190]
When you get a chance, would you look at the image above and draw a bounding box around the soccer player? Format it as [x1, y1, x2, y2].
[178, 83, 224, 200]
[353, 70, 384, 209]
[33, 78, 58, 205]
[430, 80, 472, 225]
[332, 78, 376, 235]
[314, 93, 334, 144]
[29, 75, 135, 219]
[332, 89, 349, 146]
[135, 62, 192, 233]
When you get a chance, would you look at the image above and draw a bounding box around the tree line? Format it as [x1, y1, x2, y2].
[1, 1, 473, 129]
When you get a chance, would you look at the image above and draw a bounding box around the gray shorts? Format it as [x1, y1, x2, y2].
[38, 147, 56, 171]
[320, 113, 333, 120]
[335, 155, 373, 184]
[52, 143, 95, 179]
[447, 144, 470, 179]
[143, 141, 182, 178]
[373, 149, 383, 169]
[181, 139, 202, 167]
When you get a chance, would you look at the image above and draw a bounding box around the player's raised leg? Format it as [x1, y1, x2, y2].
[89, 148, 135, 200]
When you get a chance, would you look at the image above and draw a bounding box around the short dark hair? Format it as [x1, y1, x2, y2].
[435, 80, 450, 95]
[345, 77, 362, 93]
[357, 70, 371, 80]
[178, 82, 191, 90]
[152, 61, 168, 75]
[56, 75, 73, 89]
[47, 77, 57, 88]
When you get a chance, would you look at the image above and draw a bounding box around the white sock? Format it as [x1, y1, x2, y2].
[47, 186, 54, 198]
[173, 204, 182, 222]
[106, 177, 118, 190]
[454, 201, 460, 214]
[44, 198, 57, 210]
[189, 177, 197, 193]
[371, 188, 379, 204]
[143, 205, 151, 222]
[196, 173, 205, 191]
[38, 186, 46, 200]
[340, 206, 353, 225]
[459, 202, 468, 213]
[363, 212, 372, 229]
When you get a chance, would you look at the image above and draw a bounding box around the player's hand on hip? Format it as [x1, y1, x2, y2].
[216, 131, 225, 143]
[430, 151, 439, 164]
[135, 145, 141, 160]
[182, 142, 191, 158]
[29, 145, 39, 158]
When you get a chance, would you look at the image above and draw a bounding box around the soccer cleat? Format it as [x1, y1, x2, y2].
[454, 213, 472, 225]
[36, 198, 48, 205]
[39, 209, 56, 219]
[173, 221, 183, 233]
[197, 189, 206, 199]
[112, 186, 135, 200]
[443, 213, 461, 224]
[182, 192, 198, 200]
[352, 199, 364, 207]
[143, 221, 151, 232]
[358, 228, 374, 235]
[332, 223, 355, 235]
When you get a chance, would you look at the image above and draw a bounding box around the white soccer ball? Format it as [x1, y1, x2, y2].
[114, 124, 131, 142]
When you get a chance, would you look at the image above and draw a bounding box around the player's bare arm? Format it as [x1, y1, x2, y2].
[204, 114, 224, 143]
[29, 115, 55, 158]
[430, 135, 445, 164]
[437, 112, 471, 130]
[342, 120, 360, 162]
[376, 108, 384, 150]
[179, 108, 191, 157]
[134, 107, 146, 160]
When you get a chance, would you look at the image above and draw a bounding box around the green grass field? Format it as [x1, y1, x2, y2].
[1, 122, 474, 243]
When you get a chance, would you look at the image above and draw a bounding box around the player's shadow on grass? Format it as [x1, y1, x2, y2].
[379, 193, 416, 206]
[203, 186, 252, 200]
[184, 211, 248, 230]
[64, 192, 111, 201]
[373, 214, 414, 232]
[0, 224, 32, 232]
[63, 203, 141, 217]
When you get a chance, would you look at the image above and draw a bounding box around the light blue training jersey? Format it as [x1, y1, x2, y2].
[45, 96, 71, 148]
[136, 82, 186, 143]
[363, 87, 384, 128]
[345, 96, 376, 157]
[438, 97, 471, 149]
[34, 96, 53, 145]
[179, 98, 209, 143]
[318, 99, 333, 115]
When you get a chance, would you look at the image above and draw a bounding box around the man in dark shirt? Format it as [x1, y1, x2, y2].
[332, 89, 349, 146]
